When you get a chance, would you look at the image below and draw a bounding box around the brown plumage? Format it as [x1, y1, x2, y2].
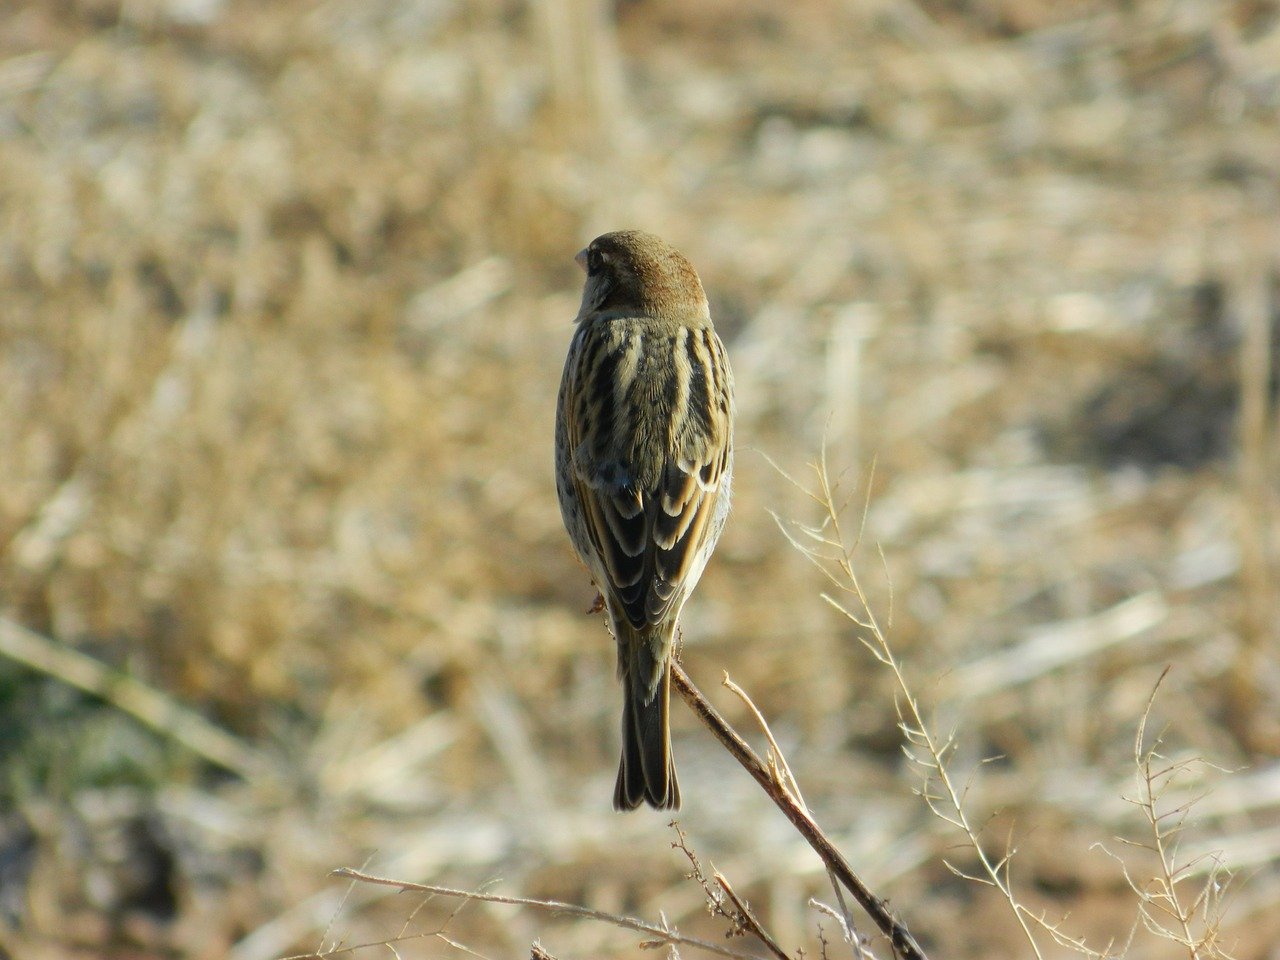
[555, 230, 734, 810]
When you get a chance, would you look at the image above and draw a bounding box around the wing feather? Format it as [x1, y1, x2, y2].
[567, 318, 732, 632]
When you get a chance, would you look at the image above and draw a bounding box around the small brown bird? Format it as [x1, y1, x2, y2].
[555, 230, 734, 810]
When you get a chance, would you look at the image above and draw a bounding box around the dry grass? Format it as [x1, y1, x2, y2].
[0, 0, 1278, 957]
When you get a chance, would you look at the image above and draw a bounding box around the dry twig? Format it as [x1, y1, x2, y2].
[720, 672, 877, 959]
[772, 451, 1108, 958]
[1107, 668, 1238, 959]
[714, 870, 794, 960]
[670, 664, 929, 960]
[329, 868, 765, 960]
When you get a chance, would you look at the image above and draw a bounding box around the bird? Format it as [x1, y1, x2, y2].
[555, 230, 734, 810]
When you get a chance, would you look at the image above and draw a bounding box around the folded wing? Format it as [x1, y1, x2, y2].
[565, 322, 733, 641]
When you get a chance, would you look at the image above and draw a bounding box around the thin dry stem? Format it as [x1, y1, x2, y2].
[721, 673, 866, 957]
[722, 674, 804, 802]
[809, 899, 878, 960]
[670, 665, 930, 960]
[713, 870, 794, 960]
[1120, 669, 1238, 959]
[329, 868, 762, 960]
[777, 450, 1252, 959]
[671, 822, 746, 939]
[285, 886, 493, 960]
[773, 452, 1134, 959]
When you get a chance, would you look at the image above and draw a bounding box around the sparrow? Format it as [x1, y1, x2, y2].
[555, 230, 734, 810]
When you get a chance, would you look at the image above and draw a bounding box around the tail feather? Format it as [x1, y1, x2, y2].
[614, 650, 679, 811]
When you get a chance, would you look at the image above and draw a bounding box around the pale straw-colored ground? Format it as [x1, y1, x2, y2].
[0, 1, 1277, 957]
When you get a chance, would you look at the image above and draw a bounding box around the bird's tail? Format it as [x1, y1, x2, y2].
[613, 626, 679, 811]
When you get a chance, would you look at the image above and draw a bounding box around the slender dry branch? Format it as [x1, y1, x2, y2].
[714, 871, 794, 960]
[283, 929, 481, 960]
[1121, 668, 1238, 959]
[670, 663, 931, 960]
[329, 868, 764, 960]
[776, 452, 1067, 956]
[722, 673, 869, 957]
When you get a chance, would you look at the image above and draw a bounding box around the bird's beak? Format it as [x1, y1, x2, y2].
[574, 249, 588, 272]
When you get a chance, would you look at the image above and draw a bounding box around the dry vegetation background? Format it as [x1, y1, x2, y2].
[1, 0, 1279, 957]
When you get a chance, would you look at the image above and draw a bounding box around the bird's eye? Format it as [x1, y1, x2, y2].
[587, 249, 602, 273]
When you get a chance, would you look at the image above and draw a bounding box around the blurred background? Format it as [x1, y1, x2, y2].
[1, 0, 1278, 957]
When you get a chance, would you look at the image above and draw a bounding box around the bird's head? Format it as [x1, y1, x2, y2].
[575, 230, 710, 325]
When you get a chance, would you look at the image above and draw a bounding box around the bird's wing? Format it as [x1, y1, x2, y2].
[566, 322, 733, 632]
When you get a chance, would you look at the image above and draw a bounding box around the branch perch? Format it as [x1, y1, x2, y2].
[670, 662, 930, 960]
